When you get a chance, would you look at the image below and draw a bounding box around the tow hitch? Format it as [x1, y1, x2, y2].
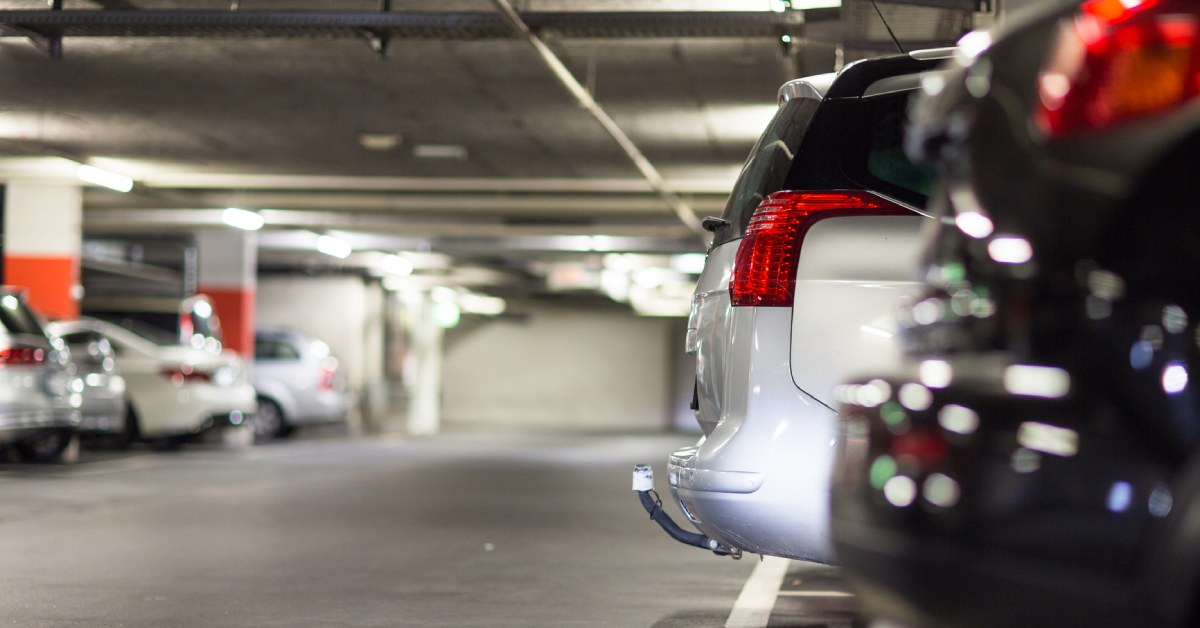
[633, 465, 741, 558]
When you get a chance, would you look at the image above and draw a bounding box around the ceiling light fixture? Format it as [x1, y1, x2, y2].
[359, 133, 401, 151]
[222, 207, 264, 231]
[316, 234, 352, 259]
[76, 164, 134, 193]
[381, 254, 414, 276]
[413, 144, 469, 160]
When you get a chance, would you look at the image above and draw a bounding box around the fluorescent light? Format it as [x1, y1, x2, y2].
[77, 164, 133, 193]
[381, 254, 414, 277]
[671, 253, 707, 275]
[459, 293, 506, 316]
[1017, 421, 1078, 457]
[222, 207, 264, 231]
[316, 234, 352, 259]
[413, 144, 468, 160]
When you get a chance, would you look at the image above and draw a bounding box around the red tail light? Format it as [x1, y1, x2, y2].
[318, 359, 338, 390]
[729, 191, 911, 307]
[161, 365, 211, 385]
[1037, 0, 1200, 137]
[0, 344, 46, 366]
[889, 428, 948, 468]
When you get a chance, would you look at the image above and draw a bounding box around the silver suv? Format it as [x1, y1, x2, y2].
[0, 289, 79, 462]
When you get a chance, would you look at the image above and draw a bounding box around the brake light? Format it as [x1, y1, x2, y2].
[0, 344, 46, 366]
[889, 428, 948, 468]
[1037, 0, 1200, 137]
[161, 365, 211, 385]
[318, 358, 338, 390]
[729, 191, 911, 307]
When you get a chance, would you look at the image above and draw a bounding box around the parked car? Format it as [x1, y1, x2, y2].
[830, 1, 1200, 626]
[50, 324, 129, 446]
[0, 289, 79, 463]
[635, 49, 952, 562]
[252, 326, 350, 441]
[49, 318, 255, 448]
[82, 293, 224, 353]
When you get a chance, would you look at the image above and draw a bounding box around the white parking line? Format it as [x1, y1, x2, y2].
[725, 556, 790, 628]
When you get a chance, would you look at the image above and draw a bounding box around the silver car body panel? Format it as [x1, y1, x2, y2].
[674, 214, 924, 562]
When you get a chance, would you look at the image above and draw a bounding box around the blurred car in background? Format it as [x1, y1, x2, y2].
[83, 293, 224, 353]
[50, 317, 255, 448]
[636, 50, 951, 562]
[0, 289, 79, 463]
[252, 326, 350, 441]
[50, 324, 129, 447]
[831, 1, 1200, 626]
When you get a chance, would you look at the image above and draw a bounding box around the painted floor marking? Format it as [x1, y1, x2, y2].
[725, 556, 790, 628]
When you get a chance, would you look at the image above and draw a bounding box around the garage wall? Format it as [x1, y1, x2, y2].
[255, 276, 382, 394]
[441, 305, 678, 431]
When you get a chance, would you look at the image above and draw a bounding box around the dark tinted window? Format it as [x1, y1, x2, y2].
[0, 294, 47, 337]
[60, 330, 102, 347]
[785, 90, 933, 209]
[714, 97, 821, 246]
[256, 337, 301, 360]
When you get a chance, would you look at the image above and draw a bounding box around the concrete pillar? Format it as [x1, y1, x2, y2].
[3, 181, 83, 320]
[406, 292, 443, 436]
[195, 229, 257, 357]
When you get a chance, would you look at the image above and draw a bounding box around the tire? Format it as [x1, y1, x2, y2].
[16, 430, 78, 464]
[252, 398, 290, 442]
[92, 402, 139, 450]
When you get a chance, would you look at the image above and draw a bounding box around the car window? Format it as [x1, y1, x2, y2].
[715, 97, 820, 246]
[0, 294, 47, 338]
[60, 330, 101, 347]
[256, 338, 301, 360]
[87, 313, 178, 345]
[784, 89, 933, 210]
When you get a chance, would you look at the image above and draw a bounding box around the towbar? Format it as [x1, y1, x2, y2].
[632, 465, 739, 558]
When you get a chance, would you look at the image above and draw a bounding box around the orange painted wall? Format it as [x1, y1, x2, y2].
[200, 286, 254, 357]
[5, 256, 77, 320]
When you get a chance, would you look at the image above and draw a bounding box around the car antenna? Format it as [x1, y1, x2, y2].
[869, 0, 906, 54]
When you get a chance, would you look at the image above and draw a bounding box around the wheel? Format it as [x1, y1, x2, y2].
[92, 402, 139, 450]
[252, 397, 291, 442]
[16, 430, 78, 464]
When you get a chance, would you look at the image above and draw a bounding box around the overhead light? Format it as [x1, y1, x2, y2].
[76, 164, 133, 193]
[315, 234, 352, 259]
[671, 253, 707, 275]
[359, 133, 401, 151]
[459, 292, 506, 316]
[413, 144, 468, 160]
[222, 207, 264, 231]
[380, 254, 414, 277]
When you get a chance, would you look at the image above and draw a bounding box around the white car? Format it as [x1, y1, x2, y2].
[48, 318, 256, 447]
[639, 50, 953, 563]
[251, 327, 351, 441]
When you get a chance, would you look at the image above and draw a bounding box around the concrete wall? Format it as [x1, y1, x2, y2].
[256, 275, 383, 395]
[441, 305, 680, 431]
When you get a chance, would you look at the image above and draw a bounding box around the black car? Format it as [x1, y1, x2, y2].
[829, 0, 1200, 626]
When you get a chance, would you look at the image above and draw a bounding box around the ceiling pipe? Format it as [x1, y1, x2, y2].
[488, 0, 707, 240]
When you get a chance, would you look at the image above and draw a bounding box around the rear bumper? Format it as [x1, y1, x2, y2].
[667, 402, 839, 563]
[0, 408, 79, 444]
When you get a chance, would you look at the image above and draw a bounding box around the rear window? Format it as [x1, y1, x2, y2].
[714, 97, 820, 246]
[715, 86, 933, 247]
[784, 90, 934, 208]
[88, 311, 179, 345]
[256, 337, 301, 360]
[0, 294, 47, 338]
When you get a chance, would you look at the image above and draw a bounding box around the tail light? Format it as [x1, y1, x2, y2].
[318, 358, 338, 390]
[1037, 0, 1200, 137]
[161, 365, 211, 385]
[729, 191, 912, 307]
[0, 344, 47, 366]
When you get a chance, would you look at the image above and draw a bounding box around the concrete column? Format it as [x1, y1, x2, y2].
[195, 229, 257, 357]
[3, 181, 83, 320]
[406, 292, 443, 436]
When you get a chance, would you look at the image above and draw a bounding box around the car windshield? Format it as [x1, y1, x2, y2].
[0, 294, 47, 337]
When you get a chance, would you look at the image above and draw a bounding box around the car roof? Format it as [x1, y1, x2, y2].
[778, 47, 957, 104]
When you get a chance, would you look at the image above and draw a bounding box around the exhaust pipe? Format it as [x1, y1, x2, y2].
[633, 465, 740, 558]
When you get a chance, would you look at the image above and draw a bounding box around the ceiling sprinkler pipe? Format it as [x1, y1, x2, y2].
[489, 0, 708, 242]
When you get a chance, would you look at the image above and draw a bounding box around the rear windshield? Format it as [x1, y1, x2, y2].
[87, 311, 180, 345]
[714, 97, 819, 246]
[256, 336, 301, 360]
[0, 295, 47, 338]
[715, 87, 933, 246]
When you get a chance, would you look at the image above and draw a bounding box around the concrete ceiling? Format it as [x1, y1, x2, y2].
[0, 0, 981, 305]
